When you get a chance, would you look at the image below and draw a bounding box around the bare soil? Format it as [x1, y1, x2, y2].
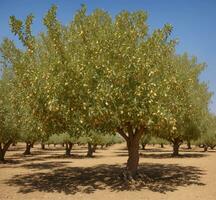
[0, 143, 216, 200]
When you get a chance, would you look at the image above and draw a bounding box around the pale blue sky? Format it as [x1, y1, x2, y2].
[0, 0, 215, 113]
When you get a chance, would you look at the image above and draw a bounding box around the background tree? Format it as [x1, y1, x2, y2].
[156, 54, 211, 156]
[0, 68, 20, 161]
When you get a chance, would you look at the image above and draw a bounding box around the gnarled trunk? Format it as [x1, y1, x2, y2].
[65, 142, 73, 156]
[23, 142, 32, 155]
[0, 141, 12, 162]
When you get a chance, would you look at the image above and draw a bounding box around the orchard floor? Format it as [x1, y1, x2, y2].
[0, 143, 216, 200]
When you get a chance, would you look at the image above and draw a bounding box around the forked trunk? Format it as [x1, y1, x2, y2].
[117, 125, 145, 179]
[23, 142, 31, 155]
[65, 142, 73, 156]
[127, 137, 140, 177]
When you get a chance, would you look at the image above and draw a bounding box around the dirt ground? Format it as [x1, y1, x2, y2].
[0, 143, 216, 200]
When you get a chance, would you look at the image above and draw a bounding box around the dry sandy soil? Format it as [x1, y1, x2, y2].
[0, 143, 216, 200]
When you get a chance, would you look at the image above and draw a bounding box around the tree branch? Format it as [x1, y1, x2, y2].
[117, 127, 128, 142]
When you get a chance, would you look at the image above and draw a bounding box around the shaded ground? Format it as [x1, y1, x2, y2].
[0, 143, 216, 200]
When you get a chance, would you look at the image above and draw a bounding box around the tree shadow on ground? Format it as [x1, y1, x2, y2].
[21, 161, 71, 170]
[5, 163, 205, 195]
[140, 153, 208, 159]
[116, 153, 208, 159]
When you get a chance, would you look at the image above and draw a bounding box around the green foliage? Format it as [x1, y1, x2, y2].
[0, 68, 20, 144]
[194, 114, 216, 149]
[48, 133, 78, 145]
[149, 137, 169, 145]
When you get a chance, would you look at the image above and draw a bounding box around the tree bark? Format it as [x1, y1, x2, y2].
[126, 136, 140, 177]
[23, 142, 32, 155]
[117, 125, 145, 178]
[161, 143, 164, 148]
[41, 143, 45, 150]
[141, 143, 146, 150]
[0, 141, 12, 162]
[204, 145, 208, 152]
[172, 139, 181, 156]
[65, 142, 73, 156]
[87, 142, 95, 157]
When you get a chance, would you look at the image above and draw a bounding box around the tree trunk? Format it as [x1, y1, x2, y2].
[12, 142, 16, 146]
[187, 141, 191, 149]
[65, 142, 73, 156]
[30, 143, 34, 148]
[23, 142, 31, 155]
[0, 141, 12, 162]
[126, 137, 140, 177]
[62, 143, 65, 147]
[172, 140, 180, 156]
[161, 143, 164, 148]
[204, 145, 208, 152]
[87, 142, 94, 157]
[41, 143, 45, 150]
[210, 145, 216, 150]
[117, 125, 145, 179]
[141, 143, 146, 150]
